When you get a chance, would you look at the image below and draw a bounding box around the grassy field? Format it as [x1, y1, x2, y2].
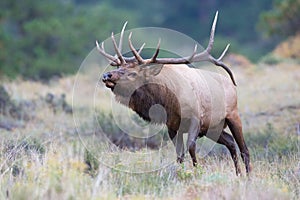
[0, 59, 299, 199]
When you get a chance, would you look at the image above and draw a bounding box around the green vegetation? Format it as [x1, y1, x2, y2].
[245, 123, 299, 160]
[84, 149, 99, 177]
[259, 0, 300, 37]
[0, 0, 136, 79]
[1, 0, 300, 80]
[260, 53, 283, 65]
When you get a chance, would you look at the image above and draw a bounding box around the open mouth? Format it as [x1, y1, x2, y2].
[103, 79, 116, 89]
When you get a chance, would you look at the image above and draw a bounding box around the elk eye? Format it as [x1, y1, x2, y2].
[128, 72, 137, 79]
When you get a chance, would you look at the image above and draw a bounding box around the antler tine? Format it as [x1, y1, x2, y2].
[118, 21, 128, 53]
[211, 58, 236, 86]
[123, 43, 146, 63]
[218, 44, 230, 61]
[96, 40, 120, 64]
[188, 44, 198, 61]
[138, 43, 145, 54]
[128, 32, 144, 64]
[190, 11, 218, 62]
[150, 38, 161, 62]
[206, 11, 218, 53]
[111, 32, 126, 64]
[209, 43, 236, 85]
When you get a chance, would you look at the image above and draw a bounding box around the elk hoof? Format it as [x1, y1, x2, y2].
[177, 157, 184, 163]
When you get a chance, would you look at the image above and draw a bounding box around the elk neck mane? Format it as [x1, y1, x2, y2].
[115, 82, 181, 125]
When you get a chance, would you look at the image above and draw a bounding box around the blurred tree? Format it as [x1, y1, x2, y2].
[0, 0, 288, 80]
[0, 0, 136, 79]
[259, 0, 300, 37]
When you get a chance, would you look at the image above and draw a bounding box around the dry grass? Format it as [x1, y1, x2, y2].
[0, 61, 299, 199]
[273, 34, 300, 59]
[235, 61, 300, 134]
[0, 141, 298, 199]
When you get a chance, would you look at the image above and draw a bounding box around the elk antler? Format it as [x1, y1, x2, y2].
[96, 22, 145, 66]
[96, 11, 236, 85]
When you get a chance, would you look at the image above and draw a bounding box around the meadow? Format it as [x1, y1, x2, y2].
[0, 57, 299, 199]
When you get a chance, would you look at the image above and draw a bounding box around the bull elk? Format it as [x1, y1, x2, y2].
[96, 12, 251, 175]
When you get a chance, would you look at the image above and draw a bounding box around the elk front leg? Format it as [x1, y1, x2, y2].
[187, 118, 200, 166]
[168, 129, 184, 163]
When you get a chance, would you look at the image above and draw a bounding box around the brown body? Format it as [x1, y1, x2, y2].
[97, 12, 251, 175]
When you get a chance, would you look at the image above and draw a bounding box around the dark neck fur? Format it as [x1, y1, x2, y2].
[127, 83, 180, 125]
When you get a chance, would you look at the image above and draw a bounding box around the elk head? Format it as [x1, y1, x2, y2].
[97, 11, 236, 94]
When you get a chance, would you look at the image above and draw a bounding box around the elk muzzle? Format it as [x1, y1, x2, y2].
[102, 72, 115, 89]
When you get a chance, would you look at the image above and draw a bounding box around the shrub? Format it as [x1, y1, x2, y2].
[273, 34, 300, 59]
[1, 137, 46, 176]
[260, 53, 282, 65]
[84, 149, 99, 176]
[96, 110, 169, 150]
[259, 0, 300, 37]
[245, 123, 299, 160]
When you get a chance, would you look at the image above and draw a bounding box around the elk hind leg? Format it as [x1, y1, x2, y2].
[226, 112, 251, 174]
[218, 130, 242, 176]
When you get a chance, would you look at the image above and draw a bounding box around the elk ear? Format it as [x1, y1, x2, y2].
[141, 64, 164, 77]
